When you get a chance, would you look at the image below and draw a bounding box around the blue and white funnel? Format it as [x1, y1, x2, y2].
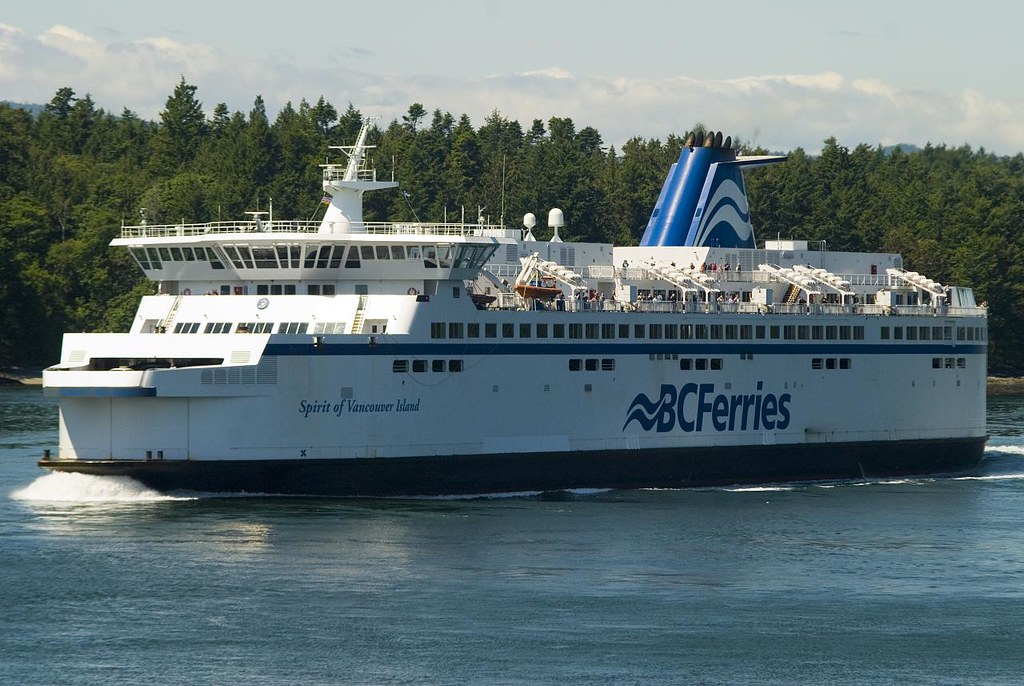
[640, 131, 785, 248]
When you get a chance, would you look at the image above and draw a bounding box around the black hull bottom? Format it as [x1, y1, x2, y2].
[38, 436, 988, 497]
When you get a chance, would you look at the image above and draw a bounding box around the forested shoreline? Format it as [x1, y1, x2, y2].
[2, 80, 1023, 372]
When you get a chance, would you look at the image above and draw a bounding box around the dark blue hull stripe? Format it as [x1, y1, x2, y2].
[39, 436, 987, 497]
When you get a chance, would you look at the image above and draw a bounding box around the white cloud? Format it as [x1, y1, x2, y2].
[2, 24, 1022, 156]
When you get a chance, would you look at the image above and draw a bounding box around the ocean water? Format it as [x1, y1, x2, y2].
[2, 386, 1024, 685]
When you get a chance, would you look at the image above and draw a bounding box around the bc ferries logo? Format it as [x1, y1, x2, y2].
[623, 382, 791, 433]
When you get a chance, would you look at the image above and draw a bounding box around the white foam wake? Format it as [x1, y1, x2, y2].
[986, 444, 1024, 456]
[11, 472, 191, 502]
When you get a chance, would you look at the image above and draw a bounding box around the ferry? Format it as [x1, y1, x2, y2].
[39, 123, 988, 496]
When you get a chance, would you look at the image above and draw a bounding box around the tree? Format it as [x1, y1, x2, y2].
[151, 78, 207, 170]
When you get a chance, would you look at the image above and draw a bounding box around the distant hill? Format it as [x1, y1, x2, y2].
[882, 143, 921, 155]
[1, 101, 44, 116]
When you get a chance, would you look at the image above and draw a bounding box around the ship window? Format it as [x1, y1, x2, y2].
[840, 326, 852, 340]
[783, 326, 796, 340]
[957, 358, 966, 368]
[569, 359, 582, 371]
[569, 324, 583, 339]
[933, 326, 944, 340]
[602, 323, 615, 339]
[173, 322, 200, 334]
[601, 359, 615, 371]
[853, 326, 864, 340]
[634, 324, 646, 339]
[826, 358, 837, 369]
[329, 246, 345, 268]
[893, 327, 903, 340]
[585, 358, 598, 371]
[449, 323, 464, 339]
[553, 324, 565, 339]
[169, 247, 183, 261]
[695, 324, 708, 340]
[619, 324, 631, 339]
[649, 324, 663, 339]
[270, 285, 283, 295]
[586, 323, 599, 339]
[812, 358, 824, 370]
[502, 323, 515, 338]
[159, 247, 172, 261]
[345, 250, 361, 268]
[413, 360, 427, 373]
[943, 326, 953, 340]
[284, 285, 296, 295]
[257, 285, 270, 295]
[485, 323, 497, 338]
[881, 327, 890, 340]
[826, 325, 838, 340]
[725, 324, 737, 340]
[449, 360, 463, 372]
[906, 327, 917, 340]
[739, 325, 752, 340]
[147, 248, 163, 269]
[797, 325, 809, 340]
[204, 322, 232, 334]
[407, 246, 420, 260]
[220, 285, 231, 295]
[391, 246, 406, 260]
[945, 358, 955, 368]
[932, 357, 942, 368]
[840, 358, 851, 369]
[956, 327, 966, 341]
[431, 322, 446, 339]
[253, 247, 277, 268]
[695, 359, 708, 370]
[710, 325, 723, 339]
[666, 324, 678, 339]
[468, 323, 480, 338]
[438, 245, 452, 268]
[238, 246, 255, 269]
[680, 359, 692, 370]
[710, 358, 723, 370]
[206, 248, 223, 269]
[376, 246, 390, 259]
[423, 247, 437, 268]
[393, 360, 408, 373]
[520, 323, 532, 338]
[769, 326, 780, 340]
[278, 322, 308, 334]
[537, 323, 548, 338]
[432, 360, 445, 372]
[130, 248, 151, 269]
[361, 246, 375, 260]
[311, 323, 344, 335]
[315, 246, 331, 268]
[304, 247, 318, 268]
[755, 325, 765, 339]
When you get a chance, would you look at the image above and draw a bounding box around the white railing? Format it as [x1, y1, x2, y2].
[120, 221, 510, 239]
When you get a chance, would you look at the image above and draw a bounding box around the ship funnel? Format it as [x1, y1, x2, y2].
[639, 132, 786, 248]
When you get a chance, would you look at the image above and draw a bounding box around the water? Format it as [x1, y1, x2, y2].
[3, 386, 1024, 685]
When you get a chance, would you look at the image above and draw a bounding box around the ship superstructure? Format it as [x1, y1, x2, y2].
[40, 125, 988, 495]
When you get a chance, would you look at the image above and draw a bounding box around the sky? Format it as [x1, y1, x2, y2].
[1, 0, 1022, 155]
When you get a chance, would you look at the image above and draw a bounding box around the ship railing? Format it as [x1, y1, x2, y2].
[120, 220, 510, 239]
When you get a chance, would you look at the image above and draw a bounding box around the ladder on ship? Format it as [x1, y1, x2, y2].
[159, 295, 184, 332]
[351, 295, 368, 334]
[783, 284, 801, 305]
